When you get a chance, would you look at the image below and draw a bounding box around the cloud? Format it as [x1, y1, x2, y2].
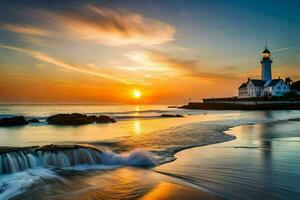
[0, 45, 131, 85]
[142, 50, 199, 71]
[272, 47, 293, 53]
[126, 49, 240, 81]
[5, 5, 175, 46]
[59, 5, 175, 46]
[124, 51, 173, 72]
[0, 24, 52, 36]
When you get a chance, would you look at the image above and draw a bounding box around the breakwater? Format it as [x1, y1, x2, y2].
[181, 100, 300, 110]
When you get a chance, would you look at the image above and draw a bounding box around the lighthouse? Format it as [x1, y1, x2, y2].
[260, 47, 272, 81]
[238, 45, 290, 98]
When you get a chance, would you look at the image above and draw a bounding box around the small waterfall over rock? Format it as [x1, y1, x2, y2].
[0, 150, 37, 174]
[40, 147, 102, 167]
[0, 145, 102, 175]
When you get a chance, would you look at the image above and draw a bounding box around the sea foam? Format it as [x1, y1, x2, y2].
[100, 149, 158, 166]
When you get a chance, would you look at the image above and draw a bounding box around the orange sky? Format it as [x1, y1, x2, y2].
[0, 2, 299, 104]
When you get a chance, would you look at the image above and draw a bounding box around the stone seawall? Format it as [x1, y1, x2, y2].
[181, 102, 300, 110]
[202, 100, 300, 105]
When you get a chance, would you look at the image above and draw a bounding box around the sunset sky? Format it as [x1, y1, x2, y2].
[0, 0, 299, 104]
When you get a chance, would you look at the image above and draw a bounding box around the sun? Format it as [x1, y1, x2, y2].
[133, 90, 142, 99]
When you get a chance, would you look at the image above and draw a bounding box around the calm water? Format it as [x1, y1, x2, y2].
[155, 121, 300, 199]
[0, 105, 300, 199]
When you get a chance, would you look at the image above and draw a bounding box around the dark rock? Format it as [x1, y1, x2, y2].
[47, 113, 94, 125]
[168, 106, 178, 108]
[0, 116, 28, 127]
[28, 118, 40, 123]
[96, 115, 116, 123]
[0, 146, 38, 154]
[161, 114, 184, 118]
[37, 144, 102, 153]
[47, 113, 116, 125]
[0, 144, 101, 154]
[88, 115, 98, 122]
[289, 118, 300, 122]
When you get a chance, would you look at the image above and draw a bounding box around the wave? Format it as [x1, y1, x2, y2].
[0, 145, 159, 175]
[100, 150, 158, 166]
[0, 145, 160, 199]
[0, 168, 58, 200]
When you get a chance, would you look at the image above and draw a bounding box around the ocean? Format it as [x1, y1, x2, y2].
[0, 105, 300, 199]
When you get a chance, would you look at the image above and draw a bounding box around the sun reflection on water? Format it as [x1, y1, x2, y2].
[135, 105, 140, 112]
[134, 120, 141, 135]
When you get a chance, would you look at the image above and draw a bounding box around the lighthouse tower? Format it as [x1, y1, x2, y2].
[260, 47, 272, 81]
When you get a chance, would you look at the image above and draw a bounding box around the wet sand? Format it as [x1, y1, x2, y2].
[12, 167, 221, 200]
[155, 120, 300, 199]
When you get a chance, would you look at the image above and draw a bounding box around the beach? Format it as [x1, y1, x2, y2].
[155, 120, 300, 199]
[0, 105, 300, 200]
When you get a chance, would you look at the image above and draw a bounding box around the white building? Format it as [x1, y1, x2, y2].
[264, 79, 290, 96]
[238, 47, 290, 98]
